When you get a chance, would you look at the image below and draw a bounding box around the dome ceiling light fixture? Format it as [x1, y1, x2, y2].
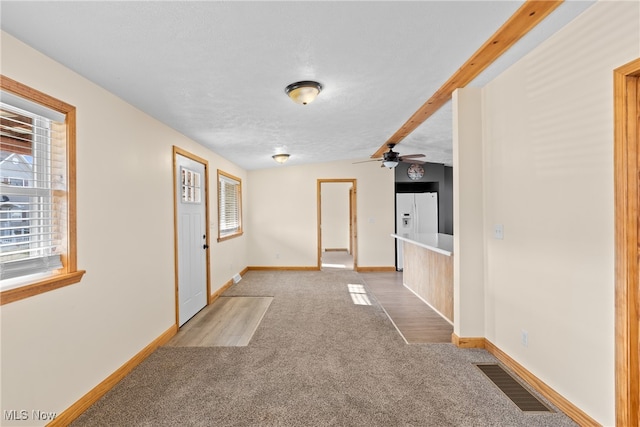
[285, 81, 322, 105]
[272, 153, 290, 164]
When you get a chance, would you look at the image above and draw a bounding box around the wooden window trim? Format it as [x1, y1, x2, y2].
[217, 232, 244, 243]
[217, 169, 243, 242]
[0, 75, 85, 305]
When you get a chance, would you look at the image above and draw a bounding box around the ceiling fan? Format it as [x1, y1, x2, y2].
[354, 144, 425, 168]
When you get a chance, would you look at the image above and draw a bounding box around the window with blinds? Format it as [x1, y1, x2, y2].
[217, 169, 243, 241]
[0, 77, 83, 303]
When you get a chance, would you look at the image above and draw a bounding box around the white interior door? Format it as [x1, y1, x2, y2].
[176, 154, 207, 326]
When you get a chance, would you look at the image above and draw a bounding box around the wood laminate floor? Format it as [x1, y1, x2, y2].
[321, 250, 354, 270]
[360, 271, 453, 344]
[166, 296, 273, 347]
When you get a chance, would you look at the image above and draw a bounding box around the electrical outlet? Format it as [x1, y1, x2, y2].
[494, 224, 504, 240]
[521, 330, 528, 347]
[275, 253, 280, 259]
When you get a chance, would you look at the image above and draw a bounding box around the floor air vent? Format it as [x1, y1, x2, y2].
[475, 364, 553, 412]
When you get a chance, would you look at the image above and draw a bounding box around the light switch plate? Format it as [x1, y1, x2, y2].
[494, 224, 504, 240]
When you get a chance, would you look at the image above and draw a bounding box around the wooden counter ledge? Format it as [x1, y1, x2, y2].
[391, 233, 454, 323]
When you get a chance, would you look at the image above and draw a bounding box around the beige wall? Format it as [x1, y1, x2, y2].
[0, 32, 248, 425]
[477, 1, 639, 425]
[452, 87, 485, 338]
[247, 160, 394, 268]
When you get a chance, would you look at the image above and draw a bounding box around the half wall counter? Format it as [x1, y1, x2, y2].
[392, 233, 454, 323]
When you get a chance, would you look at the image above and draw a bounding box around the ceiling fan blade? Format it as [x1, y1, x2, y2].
[399, 154, 425, 158]
[352, 159, 381, 164]
[400, 158, 425, 164]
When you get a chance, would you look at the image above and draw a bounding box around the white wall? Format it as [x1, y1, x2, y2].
[247, 160, 394, 268]
[321, 182, 351, 251]
[0, 32, 248, 425]
[478, 1, 639, 425]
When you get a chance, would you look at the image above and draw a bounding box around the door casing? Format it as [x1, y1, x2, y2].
[172, 146, 211, 327]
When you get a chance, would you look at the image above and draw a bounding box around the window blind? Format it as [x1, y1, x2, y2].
[0, 97, 65, 281]
[218, 173, 240, 236]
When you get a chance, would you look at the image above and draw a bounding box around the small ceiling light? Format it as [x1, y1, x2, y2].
[285, 81, 322, 105]
[272, 153, 290, 164]
[382, 160, 399, 168]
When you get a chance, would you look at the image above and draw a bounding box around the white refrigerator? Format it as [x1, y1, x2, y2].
[395, 192, 438, 270]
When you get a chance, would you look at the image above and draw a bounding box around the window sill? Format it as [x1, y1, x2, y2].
[217, 231, 243, 242]
[0, 270, 86, 305]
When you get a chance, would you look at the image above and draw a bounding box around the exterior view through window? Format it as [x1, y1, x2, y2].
[0, 76, 83, 304]
[217, 169, 243, 241]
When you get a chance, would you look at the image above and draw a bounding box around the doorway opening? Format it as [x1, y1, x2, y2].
[317, 179, 357, 271]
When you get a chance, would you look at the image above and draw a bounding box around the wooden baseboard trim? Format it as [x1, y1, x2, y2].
[49, 325, 177, 426]
[209, 267, 251, 302]
[246, 266, 395, 273]
[356, 266, 397, 272]
[451, 334, 485, 348]
[210, 279, 234, 303]
[484, 339, 600, 427]
[248, 266, 319, 271]
[324, 248, 348, 252]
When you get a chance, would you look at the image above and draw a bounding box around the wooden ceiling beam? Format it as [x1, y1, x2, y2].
[372, 0, 564, 158]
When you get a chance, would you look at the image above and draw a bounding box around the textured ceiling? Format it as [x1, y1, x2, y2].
[1, 1, 594, 170]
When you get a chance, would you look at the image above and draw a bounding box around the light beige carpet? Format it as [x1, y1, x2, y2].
[72, 271, 577, 427]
